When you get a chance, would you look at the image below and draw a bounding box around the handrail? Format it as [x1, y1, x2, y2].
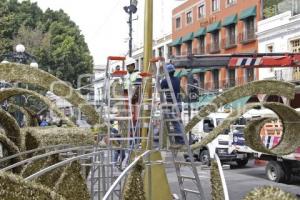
[214, 153, 230, 200]
[0, 145, 93, 172]
[24, 151, 106, 181]
[0, 144, 71, 163]
[103, 150, 152, 200]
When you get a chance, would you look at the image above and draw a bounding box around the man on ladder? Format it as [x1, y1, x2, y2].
[161, 63, 184, 145]
[124, 57, 142, 133]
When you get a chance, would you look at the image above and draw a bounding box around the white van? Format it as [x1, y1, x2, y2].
[182, 111, 249, 166]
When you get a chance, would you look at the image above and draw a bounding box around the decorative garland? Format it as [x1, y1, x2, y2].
[185, 80, 295, 133]
[36, 154, 64, 189]
[22, 127, 94, 150]
[0, 171, 65, 200]
[54, 161, 90, 200]
[123, 159, 146, 200]
[21, 157, 48, 178]
[8, 104, 33, 127]
[0, 63, 100, 126]
[22, 107, 39, 127]
[244, 102, 300, 155]
[0, 109, 21, 148]
[0, 132, 21, 172]
[243, 186, 297, 200]
[210, 160, 225, 200]
[0, 88, 75, 127]
[191, 103, 261, 150]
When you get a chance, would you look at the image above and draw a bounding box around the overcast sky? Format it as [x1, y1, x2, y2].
[31, 0, 184, 65]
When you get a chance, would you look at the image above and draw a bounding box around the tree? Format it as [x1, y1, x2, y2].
[0, 0, 93, 89]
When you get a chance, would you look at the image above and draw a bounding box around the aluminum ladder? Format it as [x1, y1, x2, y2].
[158, 64, 206, 200]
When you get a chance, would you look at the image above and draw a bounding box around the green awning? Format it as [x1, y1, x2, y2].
[224, 96, 251, 109]
[198, 94, 215, 107]
[194, 28, 206, 38]
[188, 94, 216, 109]
[239, 6, 256, 20]
[207, 21, 221, 33]
[170, 37, 182, 46]
[191, 68, 207, 74]
[174, 70, 182, 77]
[206, 67, 221, 71]
[182, 32, 194, 43]
[222, 14, 238, 26]
[179, 69, 191, 77]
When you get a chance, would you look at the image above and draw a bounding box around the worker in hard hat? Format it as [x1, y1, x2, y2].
[124, 57, 142, 92]
[124, 57, 142, 127]
[161, 63, 181, 103]
[161, 63, 184, 144]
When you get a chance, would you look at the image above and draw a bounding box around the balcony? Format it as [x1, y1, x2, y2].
[263, 0, 300, 19]
[274, 68, 300, 82]
[180, 50, 193, 57]
[222, 38, 237, 50]
[193, 48, 205, 55]
[238, 29, 256, 44]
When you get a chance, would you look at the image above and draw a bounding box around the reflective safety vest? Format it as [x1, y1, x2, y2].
[124, 71, 141, 90]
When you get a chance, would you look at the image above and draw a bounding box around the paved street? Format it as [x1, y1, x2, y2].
[166, 160, 300, 200]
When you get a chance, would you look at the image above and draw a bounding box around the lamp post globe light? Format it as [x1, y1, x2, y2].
[16, 44, 25, 53]
[0, 44, 39, 126]
[123, 0, 138, 57]
[1, 43, 38, 68]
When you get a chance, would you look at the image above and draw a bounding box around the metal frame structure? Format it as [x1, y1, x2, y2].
[172, 53, 300, 69]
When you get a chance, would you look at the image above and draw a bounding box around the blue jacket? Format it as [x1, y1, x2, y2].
[40, 120, 48, 127]
[161, 75, 181, 103]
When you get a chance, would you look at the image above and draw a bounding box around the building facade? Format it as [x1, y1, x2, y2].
[132, 34, 172, 71]
[171, 0, 262, 92]
[257, 10, 300, 108]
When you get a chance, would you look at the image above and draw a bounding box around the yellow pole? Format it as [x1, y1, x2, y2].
[142, 1, 172, 199]
[141, 0, 153, 149]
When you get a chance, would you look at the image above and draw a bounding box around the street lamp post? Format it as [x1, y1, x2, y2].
[0, 44, 38, 126]
[124, 0, 138, 57]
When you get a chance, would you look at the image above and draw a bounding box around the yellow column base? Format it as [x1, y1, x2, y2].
[144, 151, 172, 200]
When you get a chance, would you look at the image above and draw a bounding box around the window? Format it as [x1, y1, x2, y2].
[211, 31, 220, 53]
[168, 45, 172, 58]
[136, 59, 139, 70]
[227, 24, 236, 47]
[266, 44, 274, 71]
[158, 46, 164, 57]
[203, 118, 214, 132]
[198, 37, 205, 54]
[244, 17, 255, 41]
[186, 11, 193, 24]
[227, 0, 236, 6]
[290, 38, 300, 80]
[267, 44, 273, 53]
[141, 57, 144, 70]
[246, 68, 254, 82]
[212, 69, 219, 89]
[212, 0, 220, 12]
[198, 4, 205, 18]
[291, 39, 300, 53]
[228, 69, 235, 87]
[175, 46, 181, 56]
[199, 72, 205, 89]
[294, 0, 300, 15]
[175, 17, 181, 29]
[187, 42, 192, 55]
